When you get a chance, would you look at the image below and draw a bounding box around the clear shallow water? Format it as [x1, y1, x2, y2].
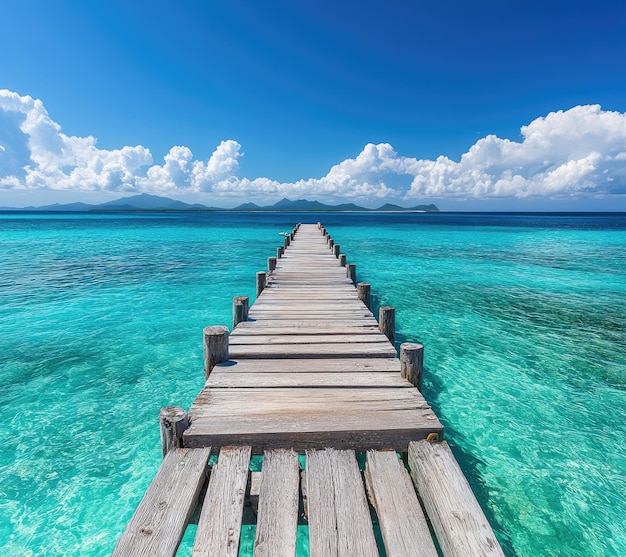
[1, 212, 624, 556]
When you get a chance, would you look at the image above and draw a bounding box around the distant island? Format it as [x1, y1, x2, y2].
[0, 194, 439, 213]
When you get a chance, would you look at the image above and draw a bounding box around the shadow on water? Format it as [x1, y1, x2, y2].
[393, 326, 519, 557]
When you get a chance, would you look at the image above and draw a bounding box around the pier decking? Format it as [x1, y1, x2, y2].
[112, 223, 504, 557]
[184, 224, 442, 452]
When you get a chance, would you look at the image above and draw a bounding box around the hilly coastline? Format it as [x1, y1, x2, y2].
[0, 193, 439, 213]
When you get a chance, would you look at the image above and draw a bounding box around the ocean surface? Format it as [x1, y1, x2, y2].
[0, 211, 624, 557]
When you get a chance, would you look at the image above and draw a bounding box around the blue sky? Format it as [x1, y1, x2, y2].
[1, 0, 626, 210]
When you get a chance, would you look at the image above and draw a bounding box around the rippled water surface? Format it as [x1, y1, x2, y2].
[1, 212, 624, 556]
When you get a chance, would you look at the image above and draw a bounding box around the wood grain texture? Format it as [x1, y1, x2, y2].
[306, 448, 379, 557]
[254, 449, 300, 557]
[408, 440, 504, 557]
[364, 450, 438, 557]
[112, 448, 210, 557]
[192, 446, 251, 557]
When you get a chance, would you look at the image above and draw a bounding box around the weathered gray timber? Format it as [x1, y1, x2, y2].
[408, 440, 505, 557]
[401, 342, 424, 390]
[306, 448, 378, 557]
[202, 326, 229, 377]
[112, 448, 210, 557]
[254, 449, 300, 556]
[192, 446, 251, 557]
[379, 305, 396, 344]
[357, 282, 371, 308]
[364, 450, 438, 557]
[159, 406, 189, 457]
[231, 295, 249, 330]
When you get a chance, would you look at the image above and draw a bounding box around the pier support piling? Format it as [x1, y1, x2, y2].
[379, 306, 395, 344]
[203, 325, 229, 377]
[346, 263, 356, 285]
[159, 406, 189, 458]
[256, 271, 267, 298]
[357, 282, 371, 309]
[268, 257, 277, 273]
[400, 343, 424, 390]
[339, 254, 347, 267]
[232, 296, 250, 330]
[333, 245, 340, 258]
[277, 246, 284, 259]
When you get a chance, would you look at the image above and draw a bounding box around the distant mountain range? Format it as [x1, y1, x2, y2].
[0, 193, 439, 213]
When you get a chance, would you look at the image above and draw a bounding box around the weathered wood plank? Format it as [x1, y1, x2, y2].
[112, 448, 210, 557]
[229, 343, 396, 358]
[364, 450, 438, 557]
[192, 446, 251, 557]
[306, 449, 378, 557]
[254, 449, 300, 557]
[212, 357, 401, 373]
[408, 441, 504, 557]
[229, 333, 391, 345]
[207, 371, 412, 388]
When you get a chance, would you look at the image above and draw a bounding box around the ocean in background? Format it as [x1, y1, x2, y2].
[0, 211, 624, 557]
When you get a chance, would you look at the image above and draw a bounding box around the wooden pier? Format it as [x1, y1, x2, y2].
[112, 223, 504, 557]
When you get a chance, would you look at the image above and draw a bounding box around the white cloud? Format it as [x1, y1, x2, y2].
[1, 89, 626, 203]
[404, 105, 626, 200]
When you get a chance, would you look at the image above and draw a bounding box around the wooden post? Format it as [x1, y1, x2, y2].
[379, 306, 395, 344]
[329, 238, 334, 249]
[284, 236, 290, 247]
[232, 295, 249, 329]
[339, 254, 346, 267]
[333, 244, 340, 258]
[357, 282, 371, 309]
[317, 222, 321, 229]
[256, 271, 266, 297]
[400, 343, 424, 390]
[159, 406, 189, 458]
[203, 326, 229, 377]
[277, 246, 284, 259]
[346, 263, 356, 284]
[268, 257, 277, 272]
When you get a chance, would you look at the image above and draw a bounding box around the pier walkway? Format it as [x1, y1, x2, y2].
[112, 223, 504, 557]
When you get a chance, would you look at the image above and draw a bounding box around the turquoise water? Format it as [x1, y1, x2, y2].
[1, 212, 624, 556]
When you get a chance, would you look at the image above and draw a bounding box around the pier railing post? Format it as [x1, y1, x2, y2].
[346, 263, 356, 284]
[400, 343, 424, 390]
[333, 244, 340, 258]
[203, 325, 229, 377]
[159, 406, 189, 458]
[379, 306, 395, 344]
[357, 282, 371, 309]
[256, 271, 267, 297]
[232, 295, 249, 329]
[329, 238, 334, 249]
[284, 236, 290, 247]
[277, 246, 284, 259]
[268, 257, 277, 273]
[339, 254, 346, 267]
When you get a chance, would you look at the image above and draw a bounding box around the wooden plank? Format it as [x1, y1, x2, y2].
[229, 343, 396, 358]
[408, 441, 504, 557]
[112, 448, 210, 557]
[229, 333, 391, 345]
[184, 408, 442, 453]
[231, 325, 381, 335]
[207, 371, 412, 388]
[306, 448, 378, 557]
[254, 449, 300, 557]
[212, 357, 401, 373]
[192, 446, 251, 557]
[364, 450, 438, 557]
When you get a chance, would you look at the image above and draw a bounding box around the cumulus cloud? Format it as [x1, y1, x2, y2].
[1, 88, 626, 203]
